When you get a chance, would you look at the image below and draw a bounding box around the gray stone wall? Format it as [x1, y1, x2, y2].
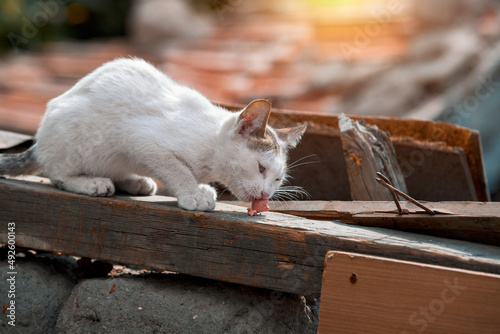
[0, 254, 319, 334]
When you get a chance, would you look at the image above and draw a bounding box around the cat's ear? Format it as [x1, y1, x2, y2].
[275, 124, 307, 149]
[236, 99, 272, 138]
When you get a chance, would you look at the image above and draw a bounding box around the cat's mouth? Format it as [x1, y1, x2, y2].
[241, 189, 269, 202]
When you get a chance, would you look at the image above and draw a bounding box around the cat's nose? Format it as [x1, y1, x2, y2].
[261, 192, 270, 199]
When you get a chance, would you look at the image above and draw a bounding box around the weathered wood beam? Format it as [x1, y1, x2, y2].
[1, 178, 500, 297]
[225, 200, 500, 246]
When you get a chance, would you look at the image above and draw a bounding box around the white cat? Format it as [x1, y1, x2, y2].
[0, 58, 307, 211]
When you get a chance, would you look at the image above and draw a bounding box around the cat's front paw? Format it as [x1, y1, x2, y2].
[79, 178, 115, 197]
[178, 192, 216, 211]
[198, 184, 217, 201]
[117, 176, 157, 195]
[52, 176, 115, 197]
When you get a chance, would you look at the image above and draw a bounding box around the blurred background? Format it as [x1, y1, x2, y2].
[1, 0, 500, 197]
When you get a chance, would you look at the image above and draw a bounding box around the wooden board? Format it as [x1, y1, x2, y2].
[225, 200, 500, 246]
[318, 251, 500, 334]
[394, 139, 478, 201]
[1, 177, 500, 297]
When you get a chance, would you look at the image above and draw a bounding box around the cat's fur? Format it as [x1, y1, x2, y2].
[0, 58, 306, 211]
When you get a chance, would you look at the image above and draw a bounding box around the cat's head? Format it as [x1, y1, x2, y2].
[219, 100, 307, 202]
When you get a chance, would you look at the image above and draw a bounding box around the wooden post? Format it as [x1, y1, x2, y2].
[338, 113, 407, 201]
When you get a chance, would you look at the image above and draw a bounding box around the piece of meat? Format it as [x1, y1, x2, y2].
[247, 198, 270, 216]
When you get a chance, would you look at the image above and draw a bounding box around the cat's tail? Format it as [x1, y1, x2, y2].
[0, 145, 41, 176]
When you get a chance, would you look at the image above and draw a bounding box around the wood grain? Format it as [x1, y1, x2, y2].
[1, 178, 500, 297]
[318, 251, 500, 334]
[338, 113, 407, 201]
[224, 200, 500, 246]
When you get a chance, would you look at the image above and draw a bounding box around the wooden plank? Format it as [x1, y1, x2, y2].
[1, 178, 500, 297]
[226, 200, 500, 246]
[318, 251, 500, 334]
[338, 113, 407, 201]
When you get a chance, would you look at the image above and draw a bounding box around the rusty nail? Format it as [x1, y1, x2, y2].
[376, 172, 403, 215]
[376, 173, 436, 215]
[350, 273, 357, 284]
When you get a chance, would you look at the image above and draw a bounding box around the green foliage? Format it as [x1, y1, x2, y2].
[0, 0, 133, 54]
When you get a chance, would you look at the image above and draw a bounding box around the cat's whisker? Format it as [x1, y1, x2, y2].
[287, 161, 321, 172]
[274, 185, 310, 202]
[285, 185, 308, 198]
[217, 184, 230, 196]
[287, 154, 319, 171]
[288, 154, 317, 166]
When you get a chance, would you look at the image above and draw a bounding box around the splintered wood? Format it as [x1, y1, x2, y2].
[318, 251, 500, 334]
[338, 113, 407, 201]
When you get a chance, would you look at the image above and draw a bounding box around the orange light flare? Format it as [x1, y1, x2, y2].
[286, 0, 416, 62]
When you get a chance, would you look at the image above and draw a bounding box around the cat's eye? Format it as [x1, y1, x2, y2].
[258, 163, 266, 175]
